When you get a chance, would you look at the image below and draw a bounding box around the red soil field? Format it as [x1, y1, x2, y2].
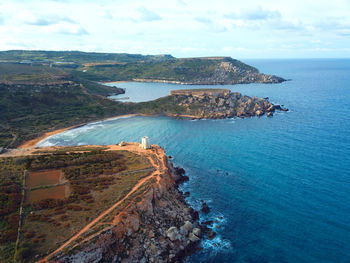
[27, 170, 62, 188]
[26, 185, 68, 204]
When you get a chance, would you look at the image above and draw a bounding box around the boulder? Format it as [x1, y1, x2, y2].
[166, 227, 179, 241]
[188, 232, 200, 243]
[218, 98, 225, 107]
[255, 110, 263, 117]
[267, 112, 273, 117]
[184, 221, 193, 231]
[201, 202, 210, 214]
[207, 229, 217, 240]
[192, 228, 201, 238]
[267, 105, 275, 112]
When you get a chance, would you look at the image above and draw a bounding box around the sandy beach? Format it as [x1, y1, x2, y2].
[17, 114, 139, 149]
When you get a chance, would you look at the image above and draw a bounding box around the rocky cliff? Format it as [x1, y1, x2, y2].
[170, 89, 288, 119]
[53, 154, 203, 263]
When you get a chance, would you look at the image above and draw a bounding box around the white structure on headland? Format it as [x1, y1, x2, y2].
[140, 136, 150, 149]
[119, 141, 126, 146]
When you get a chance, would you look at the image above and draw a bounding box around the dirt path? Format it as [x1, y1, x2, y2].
[37, 144, 165, 262]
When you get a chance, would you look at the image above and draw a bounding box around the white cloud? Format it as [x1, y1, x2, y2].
[225, 6, 281, 21]
[0, 0, 349, 58]
[137, 7, 162, 22]
[45, 23, 88, 35]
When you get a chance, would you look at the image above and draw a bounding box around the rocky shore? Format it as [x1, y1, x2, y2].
[170, 89, 288, 119]
[54, 153, 205, 263]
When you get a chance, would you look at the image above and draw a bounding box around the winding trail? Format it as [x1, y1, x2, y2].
[37, 143, 166, 262]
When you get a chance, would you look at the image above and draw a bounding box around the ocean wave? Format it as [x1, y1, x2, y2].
[37, 140, 57, 147]
[201, 236, 232, 252]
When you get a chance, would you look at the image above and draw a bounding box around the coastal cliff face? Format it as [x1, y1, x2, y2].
[209, 61, 284, 85]
[54, 157, 201, 263]
[169, 89, 288, 119]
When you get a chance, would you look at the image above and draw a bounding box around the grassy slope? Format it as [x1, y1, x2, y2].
[70, 57, 259, 82]
[0, 63, 126, 148]
[0, 50, 260, 82]
[0, 50, 173, 64]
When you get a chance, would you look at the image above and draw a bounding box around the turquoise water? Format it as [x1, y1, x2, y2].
[38, 59, 350, 262]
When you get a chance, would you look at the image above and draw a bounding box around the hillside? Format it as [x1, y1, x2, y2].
[0, 63, 125, 148]
[0, 144, 201, 263]
[0, 50, 285, 84]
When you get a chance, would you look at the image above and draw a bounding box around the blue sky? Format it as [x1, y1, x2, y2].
[0, 0, 350, 58]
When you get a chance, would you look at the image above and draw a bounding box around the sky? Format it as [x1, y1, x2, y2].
[0, 0, 350, 58]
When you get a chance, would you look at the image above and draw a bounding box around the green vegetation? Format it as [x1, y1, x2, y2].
[0, 148, 153, 262]
[81, 57, 258, 82]
[0, 50, 173, 64]
[0, 157, 26, 263]
[0, 63, 126, 148]
[0, 50, 262, 83]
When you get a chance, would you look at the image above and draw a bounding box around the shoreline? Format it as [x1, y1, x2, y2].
[101, 80, 129, 84]
[17, 114, 140, 149]
[15, 111, 253, 151]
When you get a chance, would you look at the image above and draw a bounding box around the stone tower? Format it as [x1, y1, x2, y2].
[140, 136, 150, 149]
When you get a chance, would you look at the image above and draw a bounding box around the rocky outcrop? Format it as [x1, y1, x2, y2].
[55, 157, 201, 263]
[172, 89, 288, 119]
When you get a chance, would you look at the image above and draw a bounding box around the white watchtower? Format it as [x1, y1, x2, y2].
[140, 136, 150, 149]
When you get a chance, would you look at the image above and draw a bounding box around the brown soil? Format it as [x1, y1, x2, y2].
[26, 170, 62, 188]
[26, 185, 68, 204]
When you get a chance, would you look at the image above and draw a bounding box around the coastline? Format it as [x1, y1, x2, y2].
[17, 114, 140, 149]
[101, 80, 129, 84]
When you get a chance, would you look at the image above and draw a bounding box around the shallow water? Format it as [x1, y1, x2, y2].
[39, 59, 350, 263]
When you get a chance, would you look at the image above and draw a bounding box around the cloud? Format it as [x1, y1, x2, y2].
[28, 16, 75, 26]
[177, 0, 187, 6]
[195, 17, 227, 33]
[195, 17, 212, 24]
[45, 23, 88, 35]
[337, 29, 350, 36]
[19, 12, 76, 26]
[137, 7, 161, 22]
[58, 26, 88, 35]
[225, 6, 281, 21]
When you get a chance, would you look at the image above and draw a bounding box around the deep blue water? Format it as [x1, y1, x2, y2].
[38, 59, 350, 263]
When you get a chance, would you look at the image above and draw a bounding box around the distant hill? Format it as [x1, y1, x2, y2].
[0, 50, 173, 64]
[0, 50, 285, 84]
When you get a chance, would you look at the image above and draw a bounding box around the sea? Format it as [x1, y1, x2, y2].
[38, 59, 350, 263]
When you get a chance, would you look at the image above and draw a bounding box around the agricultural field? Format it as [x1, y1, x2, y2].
[0, 147, 154, 263]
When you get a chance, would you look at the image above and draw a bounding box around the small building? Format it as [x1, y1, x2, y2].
[119, 141, 126, 146]
[140, 136, 150, 149]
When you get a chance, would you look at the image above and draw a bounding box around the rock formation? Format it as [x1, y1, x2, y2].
[171, 89, 288, 119]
